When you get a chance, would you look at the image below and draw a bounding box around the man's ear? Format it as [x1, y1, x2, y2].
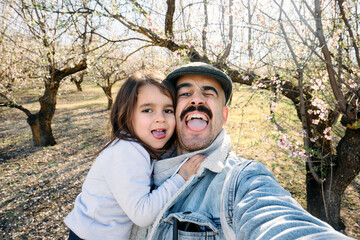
[223, 106, 229, 123]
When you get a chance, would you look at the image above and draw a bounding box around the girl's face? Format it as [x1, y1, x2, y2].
[132, 84, 175, 150]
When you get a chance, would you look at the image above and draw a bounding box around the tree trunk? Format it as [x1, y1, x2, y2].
[107, 97, 113, 110]
[306, 168, 326, 219]
[27, 111, 56, 146]
[306, 170, 345, 231]
[74, 81, 83, 92]
[102, 86, 113, 110]
[27, 81, 58, 146]
[324, 185, 345, 231]
[306, 127, 360, 231]
[330, 128, 360, 228]
[71, 72, 85, 92]
[26, 62, 87, 146]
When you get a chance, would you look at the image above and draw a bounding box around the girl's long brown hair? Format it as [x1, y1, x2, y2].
[97, 69, 176, 159]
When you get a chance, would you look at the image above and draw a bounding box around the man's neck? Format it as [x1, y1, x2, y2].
[176, 145, 210, 155]
[176, 146, 185, 155]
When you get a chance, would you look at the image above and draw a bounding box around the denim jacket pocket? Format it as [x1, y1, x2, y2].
[166, 212, 222, 239]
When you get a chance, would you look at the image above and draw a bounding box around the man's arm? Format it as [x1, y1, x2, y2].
[227, 161, 354, 239]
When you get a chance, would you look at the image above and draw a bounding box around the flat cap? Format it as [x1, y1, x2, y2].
[164, 62, 233, 104]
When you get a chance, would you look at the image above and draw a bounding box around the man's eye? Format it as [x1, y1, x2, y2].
[204, 92, 215, 97]
[178, 92, 191, 97]
[142, 109, 152, 113]
[164, 109, 174, 114]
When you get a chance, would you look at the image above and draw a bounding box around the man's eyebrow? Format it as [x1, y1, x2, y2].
[203, 86, 218, 96]
[176, 83, 218, 96]
[176, 83, 192, 91]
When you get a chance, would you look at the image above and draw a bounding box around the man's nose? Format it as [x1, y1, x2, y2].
[190, 91, 205, 105]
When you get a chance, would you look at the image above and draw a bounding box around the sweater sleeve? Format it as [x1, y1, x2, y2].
[103, 141, 185, 227]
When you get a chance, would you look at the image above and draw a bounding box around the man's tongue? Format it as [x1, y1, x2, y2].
[187, 119, 207, 131]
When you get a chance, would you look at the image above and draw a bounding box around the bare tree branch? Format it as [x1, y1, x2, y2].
[314, 0, 346, 114]
[337, 0, 360, 68]
[0, 93, 32, 116]
[165, 0, 175, 37]
[219, 0, 233, 61]
[278, 0, 321, 185]
[202, 0, 208, 55]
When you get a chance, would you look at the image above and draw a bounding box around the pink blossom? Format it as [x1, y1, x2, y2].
[323, 127, 331, 134]
[319, 113, 327, 121]
[270, 102, 277, 111]
[277, 133, 290, 149]
[299, 130, 307, 137]
[310, 136, 319, 142]
[312, 119, 319, 125]
[349, 79, 358, 89]
[262, 114, 272, 120]
[324, 135, 332, 140]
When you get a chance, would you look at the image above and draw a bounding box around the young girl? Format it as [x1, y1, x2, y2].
[64, 70, 204, 240]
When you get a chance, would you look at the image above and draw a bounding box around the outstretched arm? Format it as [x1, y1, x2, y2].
[226, 161, 353, 239]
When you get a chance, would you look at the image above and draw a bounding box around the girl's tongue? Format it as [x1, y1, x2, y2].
[187, 119, 207, 131]
[152, 130, 166, 139]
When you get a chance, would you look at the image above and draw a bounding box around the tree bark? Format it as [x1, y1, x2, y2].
[71, 72, 85, 92]
[27, 112, 56, 146]
[102, 86, 113, 110]
[306, 127, 360, 231]
[330, 127, 360, 229]
[306, 167, 327, 219]
[107, 97, 113, 110]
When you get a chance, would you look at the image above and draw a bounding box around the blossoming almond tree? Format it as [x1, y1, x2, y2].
[271, 0, 360, 230]
[1, 0, 92, 146]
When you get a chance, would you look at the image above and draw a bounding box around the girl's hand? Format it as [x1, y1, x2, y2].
[178, 154, 206, 181]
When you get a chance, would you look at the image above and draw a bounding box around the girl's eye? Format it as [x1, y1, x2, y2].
[142, 109, 152, 113]
[164, 109, 174, 114]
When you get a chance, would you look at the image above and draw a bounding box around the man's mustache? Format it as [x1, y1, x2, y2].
[180, 105, 213, 121]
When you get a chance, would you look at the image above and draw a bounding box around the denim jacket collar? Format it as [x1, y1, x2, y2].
[153, 128, 231, 186]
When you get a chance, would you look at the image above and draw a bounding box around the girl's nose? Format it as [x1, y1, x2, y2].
[155, 112, 166, 123]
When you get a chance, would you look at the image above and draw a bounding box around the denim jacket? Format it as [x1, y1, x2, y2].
[130, 129, 353, 240]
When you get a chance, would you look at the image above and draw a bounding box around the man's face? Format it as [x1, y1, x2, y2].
[175, 74, 229, 154]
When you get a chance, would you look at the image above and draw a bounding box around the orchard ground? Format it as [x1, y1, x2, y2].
[1, 81, 359, 239]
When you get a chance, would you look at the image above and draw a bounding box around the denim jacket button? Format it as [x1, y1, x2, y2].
[183, 211, 191, 214]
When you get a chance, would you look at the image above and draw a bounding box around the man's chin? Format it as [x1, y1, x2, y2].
[177, 124, 212, 151]
[178, 137, 212, 153]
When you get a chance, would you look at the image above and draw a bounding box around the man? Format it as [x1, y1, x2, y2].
[131, 62, 353, 239]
